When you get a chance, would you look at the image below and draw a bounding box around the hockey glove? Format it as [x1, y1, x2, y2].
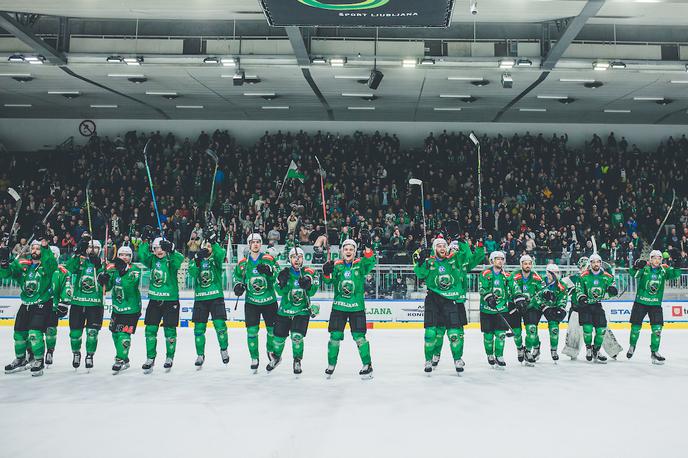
[633, 259, 647, 270]
[233, 283, 246, 297]
[322, 260, 334, 277]
[277, 268, 291, 288]
[507, 301, 519, 315]
[310, 304, 320, 318]
[607, 285, 619, 297]
[75, 239, 89, 257]
[542, 289, 556, 303]
[89, 255, 102, 270]
[513, 294, 529, 313]
[483, 293, 498, 309]
[113, 257, 128, 277]
[416, 249, 430, 266]
[142, 225, 155, 243]
[577, 294, 589, 306]
[543, 306, 566, 322]
[159, 240, 174, 252]
[0, 246, 10, 264]
[56, 304, 69, 318]
[206, 230, 218, 245]
[299, 275, 312, 291]
[256, 263, 272, 277]
[97, 272, 110, 286]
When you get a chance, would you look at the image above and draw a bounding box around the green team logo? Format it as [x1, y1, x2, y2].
[341, 279, 355, 298]
[250, 276, 268, 295]
[25, 279, 39, 296]
[81, 275, 96, 293]
[647, 280, 661, 295]
[151, 269, 167, 288]
[290, 288, 306, 305]
[113, 285, 124, 303]
[590, 286, 604, 300]
[200, 268, 214, 288]
[298, 0, 390, 11]
[436, 274, 453, 291]
[64, 278, 73, 298]
[493, 286, 504, 299]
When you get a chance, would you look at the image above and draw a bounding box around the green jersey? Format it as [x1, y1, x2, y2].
[630, 263, 681, 307]
[137, 242, 184, 301]
[575, 269, 616, 304]
[233, 253, 278, 305]
[414, 242, 485, 302]
[275, 267, 319, 317]
[323, 250, 376, 312]
[0, 246, 57, 305]
[106, 263, 142, 314]
[51, 264, 74, 307]
[537, 277, 568, 309]
[188, 243, 226, 302]
[509, 270, 545, 310]
[479, 268, 511, 314]
[64, 254, 105, 307]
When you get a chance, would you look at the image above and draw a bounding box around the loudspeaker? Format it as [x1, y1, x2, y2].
[367, 70, 384, 90]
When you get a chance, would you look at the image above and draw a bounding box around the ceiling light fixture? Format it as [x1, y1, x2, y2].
[559, 78, 596, 83]
[123, 56, 143, 66]
[176, 105, 203, 109]
[519, 108, 547, 112]
[610, 61, 627, 69]
[433, 107, 462, 111]
[499, 59, 515, 69]
[593, 61, 610, 71]
[203, 57, 220, 64]
[448, 76, 485, 81]
[311, 57, 327, 64]
[3, 103, 32, 107]
[604, 109, 631, 113]
[347, 106, 375, 110]
[330, 57, 347, 67]
[90, 104, 118, 108]
[420, 58, 435, 65]
[402, 58, 417, 68]
[516, 58, 533, 67]
[261, 106, 290, 110]
[221, 57, 238, 67]
[633, 96, 664, 101]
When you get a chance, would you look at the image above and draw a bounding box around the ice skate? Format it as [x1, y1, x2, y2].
[220, 349, 230, 365]
[359, 364, 374, 380]
[250, 359, 259, 374]
[431, 354, 440, 370]
[626, 345, 635, 359]
[45, 349, 54, 366]
[30, 358, 44, 377]
[142, 358, 155, 374]
[163, 357, 174, 372]
[585, 345, 593, 362]
[487, 355, 496, 367]
[517, 346, 525, 363]
[5, 357, 29, 374]
[194, 355, 205, 369]
[454, 359, 465, 374]
[85, 353, 94, 371]
[495, 356, 506, 369]
[325, 364, 336, 378]
[293, 359, 302, 375]
[266, 355, 282, 372]
[593, 347, 607, 364]
[551, 349, 559, 362]
[424, 361, 433, 375]
[72, 351, 81, 369]
[651, 351, 665, 365]
[112, 359, 129, 374]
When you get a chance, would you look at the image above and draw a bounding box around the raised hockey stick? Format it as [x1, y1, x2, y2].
[205, 148, 219, 226]
[142, 139, 164, 238]
[469, 132, 483, 229]
[4, 187, 22, 246]
[649, 188, 676, 249]
[409, 178, 427, 248]
[314, 155, 330, 262]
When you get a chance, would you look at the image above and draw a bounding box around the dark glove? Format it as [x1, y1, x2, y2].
[507, 301, 519, 315]
[633, 259, 647, 270]
[484, 293, 497, 309]
[299, 275, 312, 291]
[33, 222, 46, 240]
[322, 260, 334, 276]
[278, 267, 290, 288]
[75, 239, 89, 256]
[256, 263, 272, 277]
[89, 255, 102, 270]
[513, 294, 529, 312]
[416, 249, 430, 266]
[577, 294, 588, 306]
[233, 283, 246, 297]
[142, 225, 155, 243]
[206, 230, 218, 245]
[159, 239, 174, 252]
[607, 285, 618, 297]
[542, 290, 556, 303]
[198, 248, 210, 259]
[0, 246, 10, 263]
[113, 257, 128, 277]
[359, 230, 371, 250]
[56, 304, 69, 319]
[97, 272, 110, 286]
[543, 306, 566, 322]
[81, 233, 92, 244]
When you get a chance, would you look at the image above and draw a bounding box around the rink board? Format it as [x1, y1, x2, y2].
[1, 296, 688, 326]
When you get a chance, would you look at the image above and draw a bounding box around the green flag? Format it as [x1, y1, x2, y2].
[286, 160, 305, 183]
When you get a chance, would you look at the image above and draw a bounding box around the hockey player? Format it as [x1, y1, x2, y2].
[138, 231, 184, 373]
[511, 254, 550, 365]
[413, 236, 485, 374]
[322, 238, 376, 379]
[268, 247, 319, 374]
[101, 246, 141, 373]
[522, 263, 567, 364]
[627, 250, 681, 364]
[479, 251, 512, 368]
[232, 233, 278, 372]
[45, 245, 68, 366]
[65, 236, 106, 370]
[575, 253, 618, 363]
[1, 234, 57, 376]
[188, 232, 229, 368]
[427, 238, 485, 370]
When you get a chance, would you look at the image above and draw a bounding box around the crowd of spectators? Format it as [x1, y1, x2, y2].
[1, 128, 687, 268]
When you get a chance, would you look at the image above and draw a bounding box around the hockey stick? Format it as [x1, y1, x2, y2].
[4, 187, 22, 246]
[408, 178, 428, 248]
[649, 188, 676, 249]
[497, 311, 516, 338]
[314, 155, 330, 262]
[205, 148, 219, 226]
[19, 201, 60, 257]
[142, 139, 164, 238]
[469, 132, 483, 230]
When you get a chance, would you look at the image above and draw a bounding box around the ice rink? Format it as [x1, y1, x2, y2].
[1, 325, 687, 458]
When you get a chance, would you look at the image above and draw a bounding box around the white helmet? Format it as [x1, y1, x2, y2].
[247, 233, 262, 244]
[432, 237, 448, 251]
[649, 250, 663, 260]
[91, 240, 102, 249]
[589, 253, 602, 262]
[341, 239, 358, 250]
[49, 245, 60, 260]
[489, 251, 505, 263]
[30, 239, 41, 249]
[152, 237, 163, 249]
[289, 247, 305, 258]
[546, 264, 560, 275]
[118, 246, 133, 257]
[519, 254, 533, 264]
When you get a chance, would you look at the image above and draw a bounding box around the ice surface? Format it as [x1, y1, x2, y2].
[1, 326, 686, 458]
